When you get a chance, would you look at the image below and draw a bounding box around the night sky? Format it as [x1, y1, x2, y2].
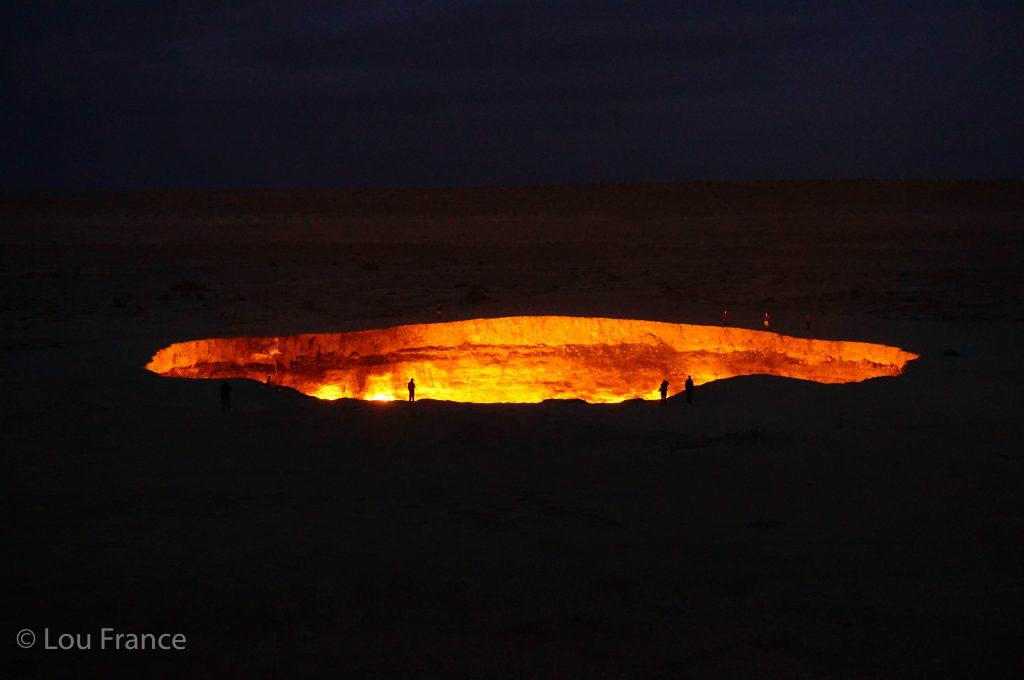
[2, 1, 1022, 191]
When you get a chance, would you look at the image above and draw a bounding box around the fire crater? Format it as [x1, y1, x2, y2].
[146, 316, 917, 403]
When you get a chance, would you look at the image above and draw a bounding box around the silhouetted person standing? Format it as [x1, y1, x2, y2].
[408, 378, 416, 402]
[220, 381, 232, 412]
[659, 379, 669, 403]
[684, 375, 694, 404]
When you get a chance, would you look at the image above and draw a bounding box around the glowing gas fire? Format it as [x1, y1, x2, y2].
[146, 316, 917, 403]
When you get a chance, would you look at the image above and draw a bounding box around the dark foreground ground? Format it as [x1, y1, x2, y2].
[2, 181, 1023, 677]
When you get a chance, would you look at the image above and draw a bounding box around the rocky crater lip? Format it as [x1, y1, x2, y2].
[146, 316, 919, 404]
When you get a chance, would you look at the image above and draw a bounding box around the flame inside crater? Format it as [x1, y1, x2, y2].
[146, 316, 918, 403]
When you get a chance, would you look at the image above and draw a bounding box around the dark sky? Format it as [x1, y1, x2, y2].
[2, 1, 1022, 190]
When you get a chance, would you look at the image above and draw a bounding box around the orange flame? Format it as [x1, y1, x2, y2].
[145, 316, 918, 403]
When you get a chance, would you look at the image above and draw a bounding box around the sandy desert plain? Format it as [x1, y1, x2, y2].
[2, 181, 1023, 677]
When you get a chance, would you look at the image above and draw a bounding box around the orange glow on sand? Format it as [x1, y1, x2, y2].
[146, 316, 918, 403]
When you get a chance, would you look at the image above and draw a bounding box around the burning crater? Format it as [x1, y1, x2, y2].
[146, 316, 917, 403]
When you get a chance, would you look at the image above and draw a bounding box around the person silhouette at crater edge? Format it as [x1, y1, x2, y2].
[659, 379, 669, 403]
[684, 375, 694, 404]
[408, 378, 416, 402]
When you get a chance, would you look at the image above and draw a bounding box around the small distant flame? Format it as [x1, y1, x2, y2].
[363, 375, 395, 402]
[312, 385, 344, 401]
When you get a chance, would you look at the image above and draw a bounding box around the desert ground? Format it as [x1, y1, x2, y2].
[2, 181, 1023, 677]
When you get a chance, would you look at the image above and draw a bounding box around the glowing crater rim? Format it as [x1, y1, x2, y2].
[145, 316, 919, 404]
